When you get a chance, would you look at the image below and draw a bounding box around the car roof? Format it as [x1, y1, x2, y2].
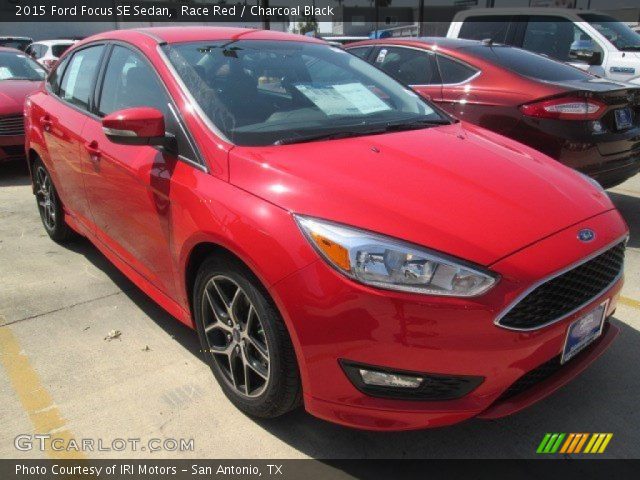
[452, 7, 608, 18]
[87, 27, 325, 46]
[346, 37, 488, 52]
[32, 39, 77, 46]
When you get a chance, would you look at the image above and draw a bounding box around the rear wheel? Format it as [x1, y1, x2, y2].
[193, 254, 301, 418]
[33, 159, 76, 243]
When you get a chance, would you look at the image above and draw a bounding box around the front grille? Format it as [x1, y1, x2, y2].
[498, 242, 625, 330]
[0, 115, 25, 136]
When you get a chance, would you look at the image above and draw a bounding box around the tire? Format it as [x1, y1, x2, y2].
[33, 158, 76, 243]
[193, 254, 302, 418]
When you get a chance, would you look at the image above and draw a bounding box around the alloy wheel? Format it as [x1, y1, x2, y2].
[35, 166, 56, 231]
[201, 275, 270, 397]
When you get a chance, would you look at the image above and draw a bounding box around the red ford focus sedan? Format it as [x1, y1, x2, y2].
[346, 38, 640, 188]
[25, 28, 627, 431]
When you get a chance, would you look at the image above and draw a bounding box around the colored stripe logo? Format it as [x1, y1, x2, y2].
[537, 433, 612, 454]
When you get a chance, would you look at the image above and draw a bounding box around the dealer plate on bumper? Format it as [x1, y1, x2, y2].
[561, 301, 608, 364]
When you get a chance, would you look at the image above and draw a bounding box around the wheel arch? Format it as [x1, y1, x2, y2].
[182, 239, 309, 393]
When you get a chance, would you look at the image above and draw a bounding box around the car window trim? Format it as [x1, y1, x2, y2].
[94, 40, 207, 172]
[48, 42, 108, 121]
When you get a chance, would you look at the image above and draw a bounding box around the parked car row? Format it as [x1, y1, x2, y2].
[22, 26, 628, 431]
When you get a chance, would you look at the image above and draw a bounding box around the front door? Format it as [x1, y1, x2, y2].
[81, 45, 184, 298]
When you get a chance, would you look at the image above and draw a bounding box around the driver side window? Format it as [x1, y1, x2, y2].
[98, 46, 170, 117]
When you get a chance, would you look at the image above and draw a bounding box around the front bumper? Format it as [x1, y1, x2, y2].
[269, 209, 627, 431]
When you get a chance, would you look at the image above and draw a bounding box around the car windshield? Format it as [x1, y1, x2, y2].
[0, 51, 46, 81]
[579, 13, 640, 51]
[463, 45, 592, 82]
[162, 40, 447, 146]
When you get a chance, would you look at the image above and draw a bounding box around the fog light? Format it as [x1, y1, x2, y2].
[340, 359, 484, 401]
[359, 369, 423, 388]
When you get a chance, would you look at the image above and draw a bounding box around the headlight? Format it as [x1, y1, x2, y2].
[295, 215, 498, 297]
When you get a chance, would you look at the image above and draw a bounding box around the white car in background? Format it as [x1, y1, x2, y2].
[25, 39, 77, 70]
[447, 8, 640, 85]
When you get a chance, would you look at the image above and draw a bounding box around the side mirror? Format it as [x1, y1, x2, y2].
[569, 43, 602, 66]
[102, 107, 175, 151]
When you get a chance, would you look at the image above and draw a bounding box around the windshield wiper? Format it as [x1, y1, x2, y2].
[274, 130, 374, 145]
[273, 119, 452, 145]
[383, 118, 453, 131]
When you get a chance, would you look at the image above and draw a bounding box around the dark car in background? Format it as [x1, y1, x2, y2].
[347, 38, 640, 188]
[0, 37, 33, 52]
[0, 47, 46, 163]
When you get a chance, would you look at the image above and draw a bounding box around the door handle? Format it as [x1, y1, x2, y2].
[84, 141, 101, 162]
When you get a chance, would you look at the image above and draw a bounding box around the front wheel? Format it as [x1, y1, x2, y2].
[33, 159, 76, 243]
[193, 255, 302, 418]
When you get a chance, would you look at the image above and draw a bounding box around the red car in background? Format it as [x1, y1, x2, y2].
[25, 28, 627, 431]
[347, 38, 640, 188]
[0, 47, 45, 163]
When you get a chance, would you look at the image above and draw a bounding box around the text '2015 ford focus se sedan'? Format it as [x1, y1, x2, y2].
[25, 28, 628, 431]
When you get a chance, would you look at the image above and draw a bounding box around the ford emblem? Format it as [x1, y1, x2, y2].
[578, 229, 596, 242]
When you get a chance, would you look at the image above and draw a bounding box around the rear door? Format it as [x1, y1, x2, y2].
[370, 46, 442, 101]
[81, 44, 200, 298]
[39, 44, 106, 231]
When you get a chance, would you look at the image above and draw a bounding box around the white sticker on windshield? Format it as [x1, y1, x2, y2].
[375, 49, 388, 64]
[0, 67, 11, 80]
[295, 83, 391, 117]
[333, 83, 391, 115]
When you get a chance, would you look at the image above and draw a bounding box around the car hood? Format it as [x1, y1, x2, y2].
[0, 80, 41, 116]
[228, 122, 614, 266]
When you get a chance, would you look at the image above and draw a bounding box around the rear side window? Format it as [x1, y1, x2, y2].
[437, 55, 478, 84]
[348, 47, 372, 60]
[97, 46, 170, 117]
[52, 44, 73, 58]
[59, 45, 104, 111]
[458, 16, 510, 43]
[463, 45, 592, 82]
[374, 47, 438, 85]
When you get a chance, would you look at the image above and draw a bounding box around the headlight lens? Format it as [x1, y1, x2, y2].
[295, 215, 497, 297]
